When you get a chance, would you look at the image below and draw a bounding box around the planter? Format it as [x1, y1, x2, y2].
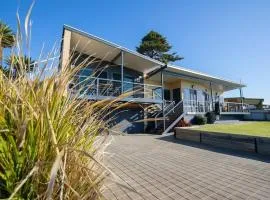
[266, 114, 270, 121]
[256, 138, 270, 155]
[174, 127, 270, 156]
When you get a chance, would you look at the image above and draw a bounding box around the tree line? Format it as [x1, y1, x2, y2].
[0, 21, 35, 77]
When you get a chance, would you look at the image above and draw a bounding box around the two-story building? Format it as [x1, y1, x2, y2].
[60, 25, 248, 134]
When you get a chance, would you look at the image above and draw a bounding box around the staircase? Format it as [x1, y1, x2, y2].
[146, 101, 175, 117]
[154, 100, 185, 134]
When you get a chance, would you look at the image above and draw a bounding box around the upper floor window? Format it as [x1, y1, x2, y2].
[79, 68, 92, 77]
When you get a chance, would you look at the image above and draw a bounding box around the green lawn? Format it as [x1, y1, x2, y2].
[193, 122, 270, 137]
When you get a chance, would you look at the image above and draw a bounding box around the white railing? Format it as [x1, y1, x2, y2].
[183, 100, 250, 113]
[183, 100, 212, 113]
[155, 100, 184, 129]
[221, 102, 250, 113]
[163, 100, 185, 133]
[164, 100, 183, 117]
[72, 76, 162, 100]
[164, 100, 175, 113]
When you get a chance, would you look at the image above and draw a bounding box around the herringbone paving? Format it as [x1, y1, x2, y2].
[103, 134, 270, 200]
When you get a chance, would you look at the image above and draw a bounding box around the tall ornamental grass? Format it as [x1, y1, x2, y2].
[0, 4, 114, 199]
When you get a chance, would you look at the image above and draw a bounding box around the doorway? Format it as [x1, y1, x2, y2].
[173, 88, 181, 103]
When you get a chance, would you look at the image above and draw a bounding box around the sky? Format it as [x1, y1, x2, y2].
[2, 0, 270, 104]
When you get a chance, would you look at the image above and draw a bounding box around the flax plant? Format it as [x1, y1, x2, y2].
[0, 3, 121, 200]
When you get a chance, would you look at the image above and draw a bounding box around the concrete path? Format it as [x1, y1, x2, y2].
[103, 134, 270, 200]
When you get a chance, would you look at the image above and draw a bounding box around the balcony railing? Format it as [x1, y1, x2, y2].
[183, 100, 212, 113]
[183, 100, 250, 114]
[221, 102, 250, 113]
[71, 76, 162, 101]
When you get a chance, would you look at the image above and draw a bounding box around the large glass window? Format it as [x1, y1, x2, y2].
[75, 68, 95, 95]
[97, 72, 108, 96]
[183, 88, 211, 112]
[153, 88, 162, 100]
[79, 68, 92, 77]
[123, 76, 134, 92]
[112, 73, 122, 96]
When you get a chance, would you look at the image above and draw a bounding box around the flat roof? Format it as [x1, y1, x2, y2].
[225, 97, 264, 100]
[225, 97, 264, 105]
[63, 25, 246, 90]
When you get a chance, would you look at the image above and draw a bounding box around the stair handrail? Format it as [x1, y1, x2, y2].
[154, 100, 183, 128]
[154, 100, 174, 128]
[163, 100, 185, 134]
[164, 100, 183, 117]
[164, 101, 175, 114]
[153, 100, 174, 118]
[163, 112, 186, 134]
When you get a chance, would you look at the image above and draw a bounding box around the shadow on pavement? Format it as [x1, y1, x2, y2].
[157, 134, 270, 163]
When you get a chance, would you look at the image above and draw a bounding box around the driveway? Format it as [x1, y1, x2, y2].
[103, 134, 270, 200]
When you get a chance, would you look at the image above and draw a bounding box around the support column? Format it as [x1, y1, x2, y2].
[121, 51, 124, 94]
[61, 30, 71, 71]
[210, 81, 214, 111]
[161, 71, 165, 132]
[240, 87, 244, 111]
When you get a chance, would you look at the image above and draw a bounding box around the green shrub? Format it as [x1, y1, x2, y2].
[192, 115, 207, 125]
[205, 112, 216, 124]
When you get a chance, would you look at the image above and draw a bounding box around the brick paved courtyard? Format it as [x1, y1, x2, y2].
[103, 134, 270, 200]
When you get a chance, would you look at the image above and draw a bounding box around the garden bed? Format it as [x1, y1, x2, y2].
[174, 123, 270, 155]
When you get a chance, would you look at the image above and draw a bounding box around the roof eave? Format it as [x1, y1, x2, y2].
[63, 25, 246, 89]
[63, 25, 165, 67]
[167, 65, 246, 89]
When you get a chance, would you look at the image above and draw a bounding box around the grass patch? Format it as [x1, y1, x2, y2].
[193, 122, 270, 137]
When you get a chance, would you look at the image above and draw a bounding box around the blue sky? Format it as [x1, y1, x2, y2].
[2, 0, 270, 103]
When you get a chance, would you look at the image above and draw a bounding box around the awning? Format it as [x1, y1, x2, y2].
[148, 65, 245, 92]
[65, 25, 163, 74]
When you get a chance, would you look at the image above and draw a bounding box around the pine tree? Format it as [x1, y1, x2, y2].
[136, 30, 183, 63]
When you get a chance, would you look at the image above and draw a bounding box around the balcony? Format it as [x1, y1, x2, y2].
[183, 100, 250, 114]
[183, 100, 212, 113]
[71, 76, 163, 104]
[221, 102, 250, 114]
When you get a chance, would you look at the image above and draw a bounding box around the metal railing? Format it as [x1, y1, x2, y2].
[163, 100, 185, 134]
[183, 100, 212, 113]
[72, 76, 162, 100]
[164, 100, 184, 118]
[155, 100, 184, 129]
[164, 100, 175, 114]
[183, 100, 250, 113]
[221, 102, 250, 113]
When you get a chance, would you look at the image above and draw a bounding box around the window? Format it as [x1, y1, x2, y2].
[79, 68, 92, 77]
[97, 72, 108, 96]
[164, 89, 170, 101]
[112, 73, 144, 97]
[183, 88, 212, 112]
[123, 76, 134, 92]
[97, 71, 108, 79]
[153, 88, 162, 100]
[113, 73, 121, 80]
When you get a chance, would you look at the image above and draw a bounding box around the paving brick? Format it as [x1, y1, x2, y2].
[103, 134, 270, 200]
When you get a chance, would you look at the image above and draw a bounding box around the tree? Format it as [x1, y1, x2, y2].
[136, 30, 183, 63]
[0, 21, 15, 66]
[256, 100, 263, 110]
[5, 55, 35, 78]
